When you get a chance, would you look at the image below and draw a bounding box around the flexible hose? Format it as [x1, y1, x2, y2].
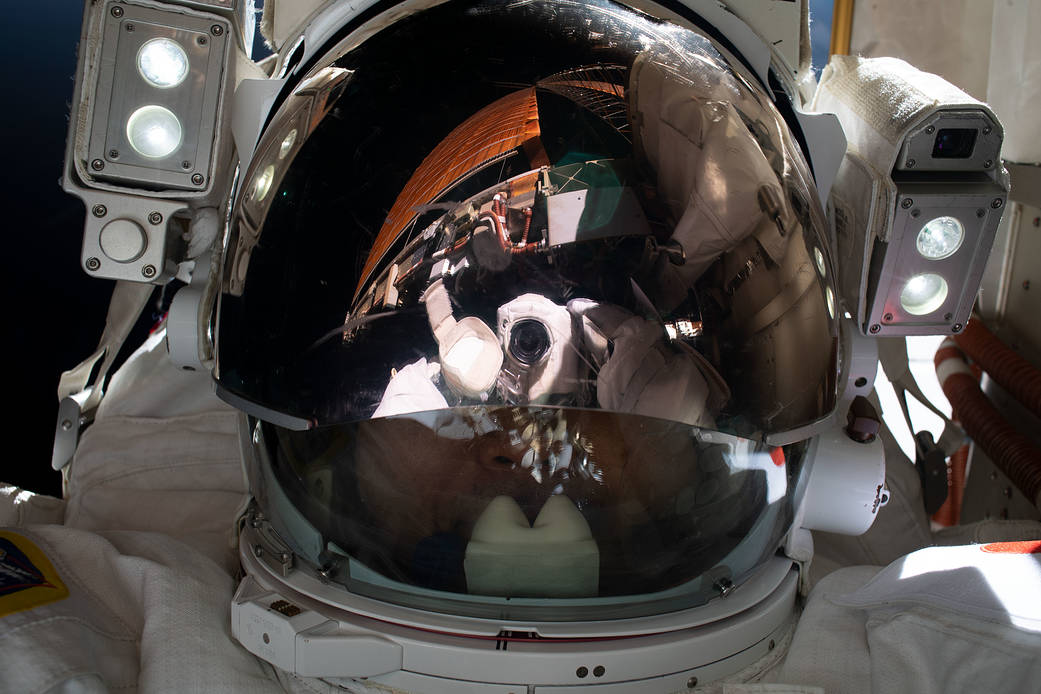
[935, 339, 1041, 508]
[953, 319, 1041, 420]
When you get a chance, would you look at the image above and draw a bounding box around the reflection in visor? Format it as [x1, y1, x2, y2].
[219, 0, 838, 436]
[218, 0, 838, 621]
[264, 407, 799, 612]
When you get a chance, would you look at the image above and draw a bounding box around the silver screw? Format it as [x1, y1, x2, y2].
[86, 257, 101, 271]
[198, 35, 208, 46]
[687, 677, 698, 689]
[91, 159, 105, 171]
[983, 126, 992, 135]
[984, 159, 993, 169]
[211, 24, 224, 36]
[191, 173, 205, 186]
[108, 149, 119, 159]
[883, 313, 894, 322]
[252, 545, 264, 558]
[925, 125, 935, 135]
[125, 22, 135, 32]
[906, 158, 916, 168]
[870, 324, 881, 334]
[61, 419, 73, 431]
[148, 211, 163, 225]
[92, 204, 107, 218]
[991, 198, 1004, 209]
[181, 160, 192, 170]
[901, 198, 914, 209]
[111, 6, 124, 17]
[141, 264, 157, 279]
[952, 323, 963, 333]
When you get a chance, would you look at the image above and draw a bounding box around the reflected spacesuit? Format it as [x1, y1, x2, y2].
[3, 0, 1041, 692]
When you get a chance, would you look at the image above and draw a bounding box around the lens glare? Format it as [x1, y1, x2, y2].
[254, 165, 275, 202]
[916, 216, 964, 260]
[126, 105, 183, 159]
[279, 129, 297, 160]
[900, 273, 949, 316]
[137, 38, 189, 88]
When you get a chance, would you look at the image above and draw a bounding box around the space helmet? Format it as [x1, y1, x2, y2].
[215, 0, 844, 686]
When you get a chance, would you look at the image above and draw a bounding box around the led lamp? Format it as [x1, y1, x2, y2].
[916, 216, 964, 260]
[137, 38, 189, 88]
[126, 105, 183, 159]
[900, 273, 949, 316]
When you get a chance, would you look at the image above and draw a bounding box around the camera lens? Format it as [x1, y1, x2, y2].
[931, 128, 977, 159]
[508, 320, 551, 366]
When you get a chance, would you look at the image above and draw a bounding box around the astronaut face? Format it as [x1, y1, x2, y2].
[352, 409, 701, 577]
[268, 406, 794, 604]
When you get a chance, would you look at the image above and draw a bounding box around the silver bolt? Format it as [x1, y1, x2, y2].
[181, 160, 192, 170]
[61, 419, 73, 431]
[952, 323, 963, 333]
[86, 257, 101, 271]
[211, 24, 224, 36]
[125, 22, 135, 32]
[901, 198, 914, 209]
[108, 149, 119, 159]
[983, 126, 992, 135]
[91, 204, 107, 218]
[991, 198, 1004, 209]
[687, 676, 698, 689]
[316, 566, 333, 582]
[191, 173, 205, 186]
[197, 35, 207, 46]
[252, 544, 264, 558]
[111, 6, 123, 17]
[906, 158, 916, 168]
[714, 577, 735, 597]
[148, 211, 163, 225]
[91, 159, 105, 171]
[883, 313, 894, 322]
[870, 324, 881, 334]
[280, 552, 291, 563]
[984, 160, 993, 169]
[141, 264, 157, 279]
[925, 125, 935, 135]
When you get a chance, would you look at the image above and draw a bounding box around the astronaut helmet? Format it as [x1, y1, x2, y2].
[215, 0, 844, 685]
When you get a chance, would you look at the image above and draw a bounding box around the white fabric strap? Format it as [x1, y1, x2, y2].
[57, 280, 153, 414]
[877, 337, 965, 457]
[52, 281, 153, 471]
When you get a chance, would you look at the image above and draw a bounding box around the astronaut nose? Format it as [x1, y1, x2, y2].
[472, 430, 530, 470]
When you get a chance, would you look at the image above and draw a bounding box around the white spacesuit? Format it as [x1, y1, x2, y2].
[3, 0, 1041, 692]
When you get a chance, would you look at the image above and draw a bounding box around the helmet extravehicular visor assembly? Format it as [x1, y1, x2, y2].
[216, 0, 845, 686]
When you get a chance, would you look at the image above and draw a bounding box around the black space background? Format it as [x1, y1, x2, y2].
[3, 3, 125, 497]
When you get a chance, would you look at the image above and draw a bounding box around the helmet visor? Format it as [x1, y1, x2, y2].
[216, 0, 840, 439]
